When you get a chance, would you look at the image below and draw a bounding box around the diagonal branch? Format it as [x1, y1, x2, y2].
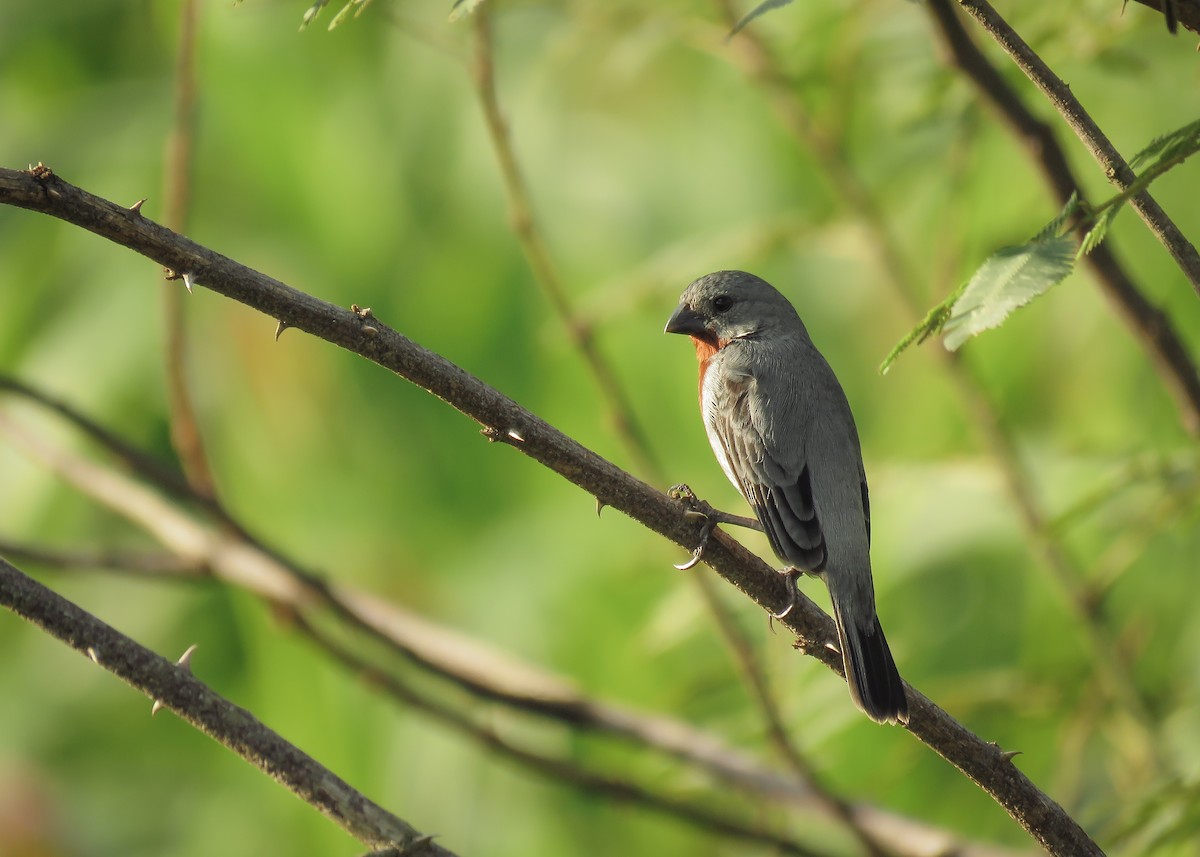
[0, 164, 1103, 857]
[464, 16, 881, 853]
[0, 556, 454, 857]
[0, 379, 1036, 857]
[955, 0, 1200, 297]
[713, 0, 1165, 776]
[927, 0, 1200, 436]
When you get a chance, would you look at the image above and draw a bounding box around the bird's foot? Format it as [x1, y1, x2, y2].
[667, 484, 716, 570]
[667, 484, 766, 570]
[769, 567, 802, 624]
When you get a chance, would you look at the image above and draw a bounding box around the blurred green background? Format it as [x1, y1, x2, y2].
[1, 0, 1199, 855]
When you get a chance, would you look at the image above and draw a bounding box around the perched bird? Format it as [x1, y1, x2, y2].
[665, 270, 908, 724]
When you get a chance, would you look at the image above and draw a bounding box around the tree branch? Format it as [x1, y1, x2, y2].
[927, 0, 1200, 436]
[0, 556, 454, 857]
[465, 15, 888, 854]
[712, 0, 1166, 774]
[0, 164, 1103, 857]
[0, 377, 1035, 857]
[956, 0, 1200, 297]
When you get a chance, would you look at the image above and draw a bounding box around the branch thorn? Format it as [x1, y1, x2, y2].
[87, 646, 100, 664]
[275, 320, 291, 341]
[128, 198, 146, 213]
[182, 272, 195, 293]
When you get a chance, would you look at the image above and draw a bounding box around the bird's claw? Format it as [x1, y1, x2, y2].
[673, 522, 713, 570]
[768, 567, 802, 624]
[668, 483, 715, 570]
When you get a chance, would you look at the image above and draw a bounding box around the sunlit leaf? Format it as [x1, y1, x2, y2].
[449, 0, 488, 22]
[942, 235, 1076, 351]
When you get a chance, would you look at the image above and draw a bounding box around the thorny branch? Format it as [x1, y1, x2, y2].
[954, 0, 1200, 298]
[926, 0, 1200, 437]
[714, 0, 1167, 780]
[0, 376, 1032, 857]
[0, 164, 1103, 857]
[0, 556, 454, 857]
[466, 13, 891, 856]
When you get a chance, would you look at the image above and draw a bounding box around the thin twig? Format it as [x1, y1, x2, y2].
[0, 539, 206, 577]
[469, 7, 658, 477]
[292, 613, 831, 857]
[0, 164, 1104, 856]
[465, 15, 878, 852]
[0, 379, 1038, 857]
[926, 0, 1200, 436]
[955, 0, 1200, 297]
[713, 0, 1164, 779]
[162, 0, 218, 499]
[0, 557, 454, 856]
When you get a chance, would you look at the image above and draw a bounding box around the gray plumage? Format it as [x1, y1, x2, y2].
[665, 270, 908, 724]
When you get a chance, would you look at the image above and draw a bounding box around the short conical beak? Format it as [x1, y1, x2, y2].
[664, 303, 707, 336]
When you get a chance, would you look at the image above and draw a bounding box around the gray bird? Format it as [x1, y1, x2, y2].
[665, 270, 908, 724]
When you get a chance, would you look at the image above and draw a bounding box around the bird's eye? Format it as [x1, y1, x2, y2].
[712, 295, 733, 313]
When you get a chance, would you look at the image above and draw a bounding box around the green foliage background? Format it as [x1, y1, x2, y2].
[1, 1, 1199, 855]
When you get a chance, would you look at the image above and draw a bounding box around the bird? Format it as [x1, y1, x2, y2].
[664, 270, 908, 725]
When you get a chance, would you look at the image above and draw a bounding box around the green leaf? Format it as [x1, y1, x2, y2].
[878, 298, 955, 375]
[1128, 117, 1200, 171]
[1080, 204, 1120, 256]
[728, 0, 795, 39]
[1033, 191, 1079, 242]
[299, 0, 330, 29]
[449, 0, 488, 22]
[942, 235, 1076, 351]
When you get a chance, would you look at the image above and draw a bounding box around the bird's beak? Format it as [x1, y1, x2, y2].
[664, 303, 707, 336]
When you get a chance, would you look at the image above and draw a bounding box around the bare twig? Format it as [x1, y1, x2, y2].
[469, 7, 657, 477]
[0, 379, 1037, 857]
[0, 164, 1104, 856]
[712, 0, 1164, 779]
[0, 539, 206, 577]
[465, 16, 881, 852]
[292, 613, 831, 857]
[955, 0, 1200, 297]
[161, 0, 218, 499]
[0, 556, 454, 857]
[926, 0, 1200, 436]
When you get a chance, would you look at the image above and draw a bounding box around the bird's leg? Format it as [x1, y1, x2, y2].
[667, 483, 763, 570]
[769, 567, 802, 622]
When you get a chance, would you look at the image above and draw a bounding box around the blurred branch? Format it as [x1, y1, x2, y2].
[0, 556, 454, 857]
[928, 0, 1200, 437]
[1129, 0, 1200, 33]
[162, 0, 218, 499]
[0, 539, 206, 577]
[464, 13, 885, 853]
[0, 377, 1034, 857]
[713, 0, 1166, 779]
[293, 615, 831, 857]
[954, 0, 1200, 298]
[468, 7, 657, 477]
[0, 163, 1104, 857]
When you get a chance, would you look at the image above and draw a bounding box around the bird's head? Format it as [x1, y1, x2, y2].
[664, 270, 803, 350]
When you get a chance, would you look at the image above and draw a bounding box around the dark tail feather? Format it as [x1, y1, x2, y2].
[830, 601, 909, 725]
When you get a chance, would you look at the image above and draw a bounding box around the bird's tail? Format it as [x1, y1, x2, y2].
[829, 595, 909, 725]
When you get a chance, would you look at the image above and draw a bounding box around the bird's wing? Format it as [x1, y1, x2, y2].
[707, 382, 829, 572]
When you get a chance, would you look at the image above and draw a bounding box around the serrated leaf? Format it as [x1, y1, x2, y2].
[728, 0, 794, 39]
[1129, 117, 1200, 171]
[942, 235, 1076, 351]
[1033, 190, 1079, 242]
[300, 0, 330, 29]
[449, 0, 488, 23]
[1080, 204, 1120, 256]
